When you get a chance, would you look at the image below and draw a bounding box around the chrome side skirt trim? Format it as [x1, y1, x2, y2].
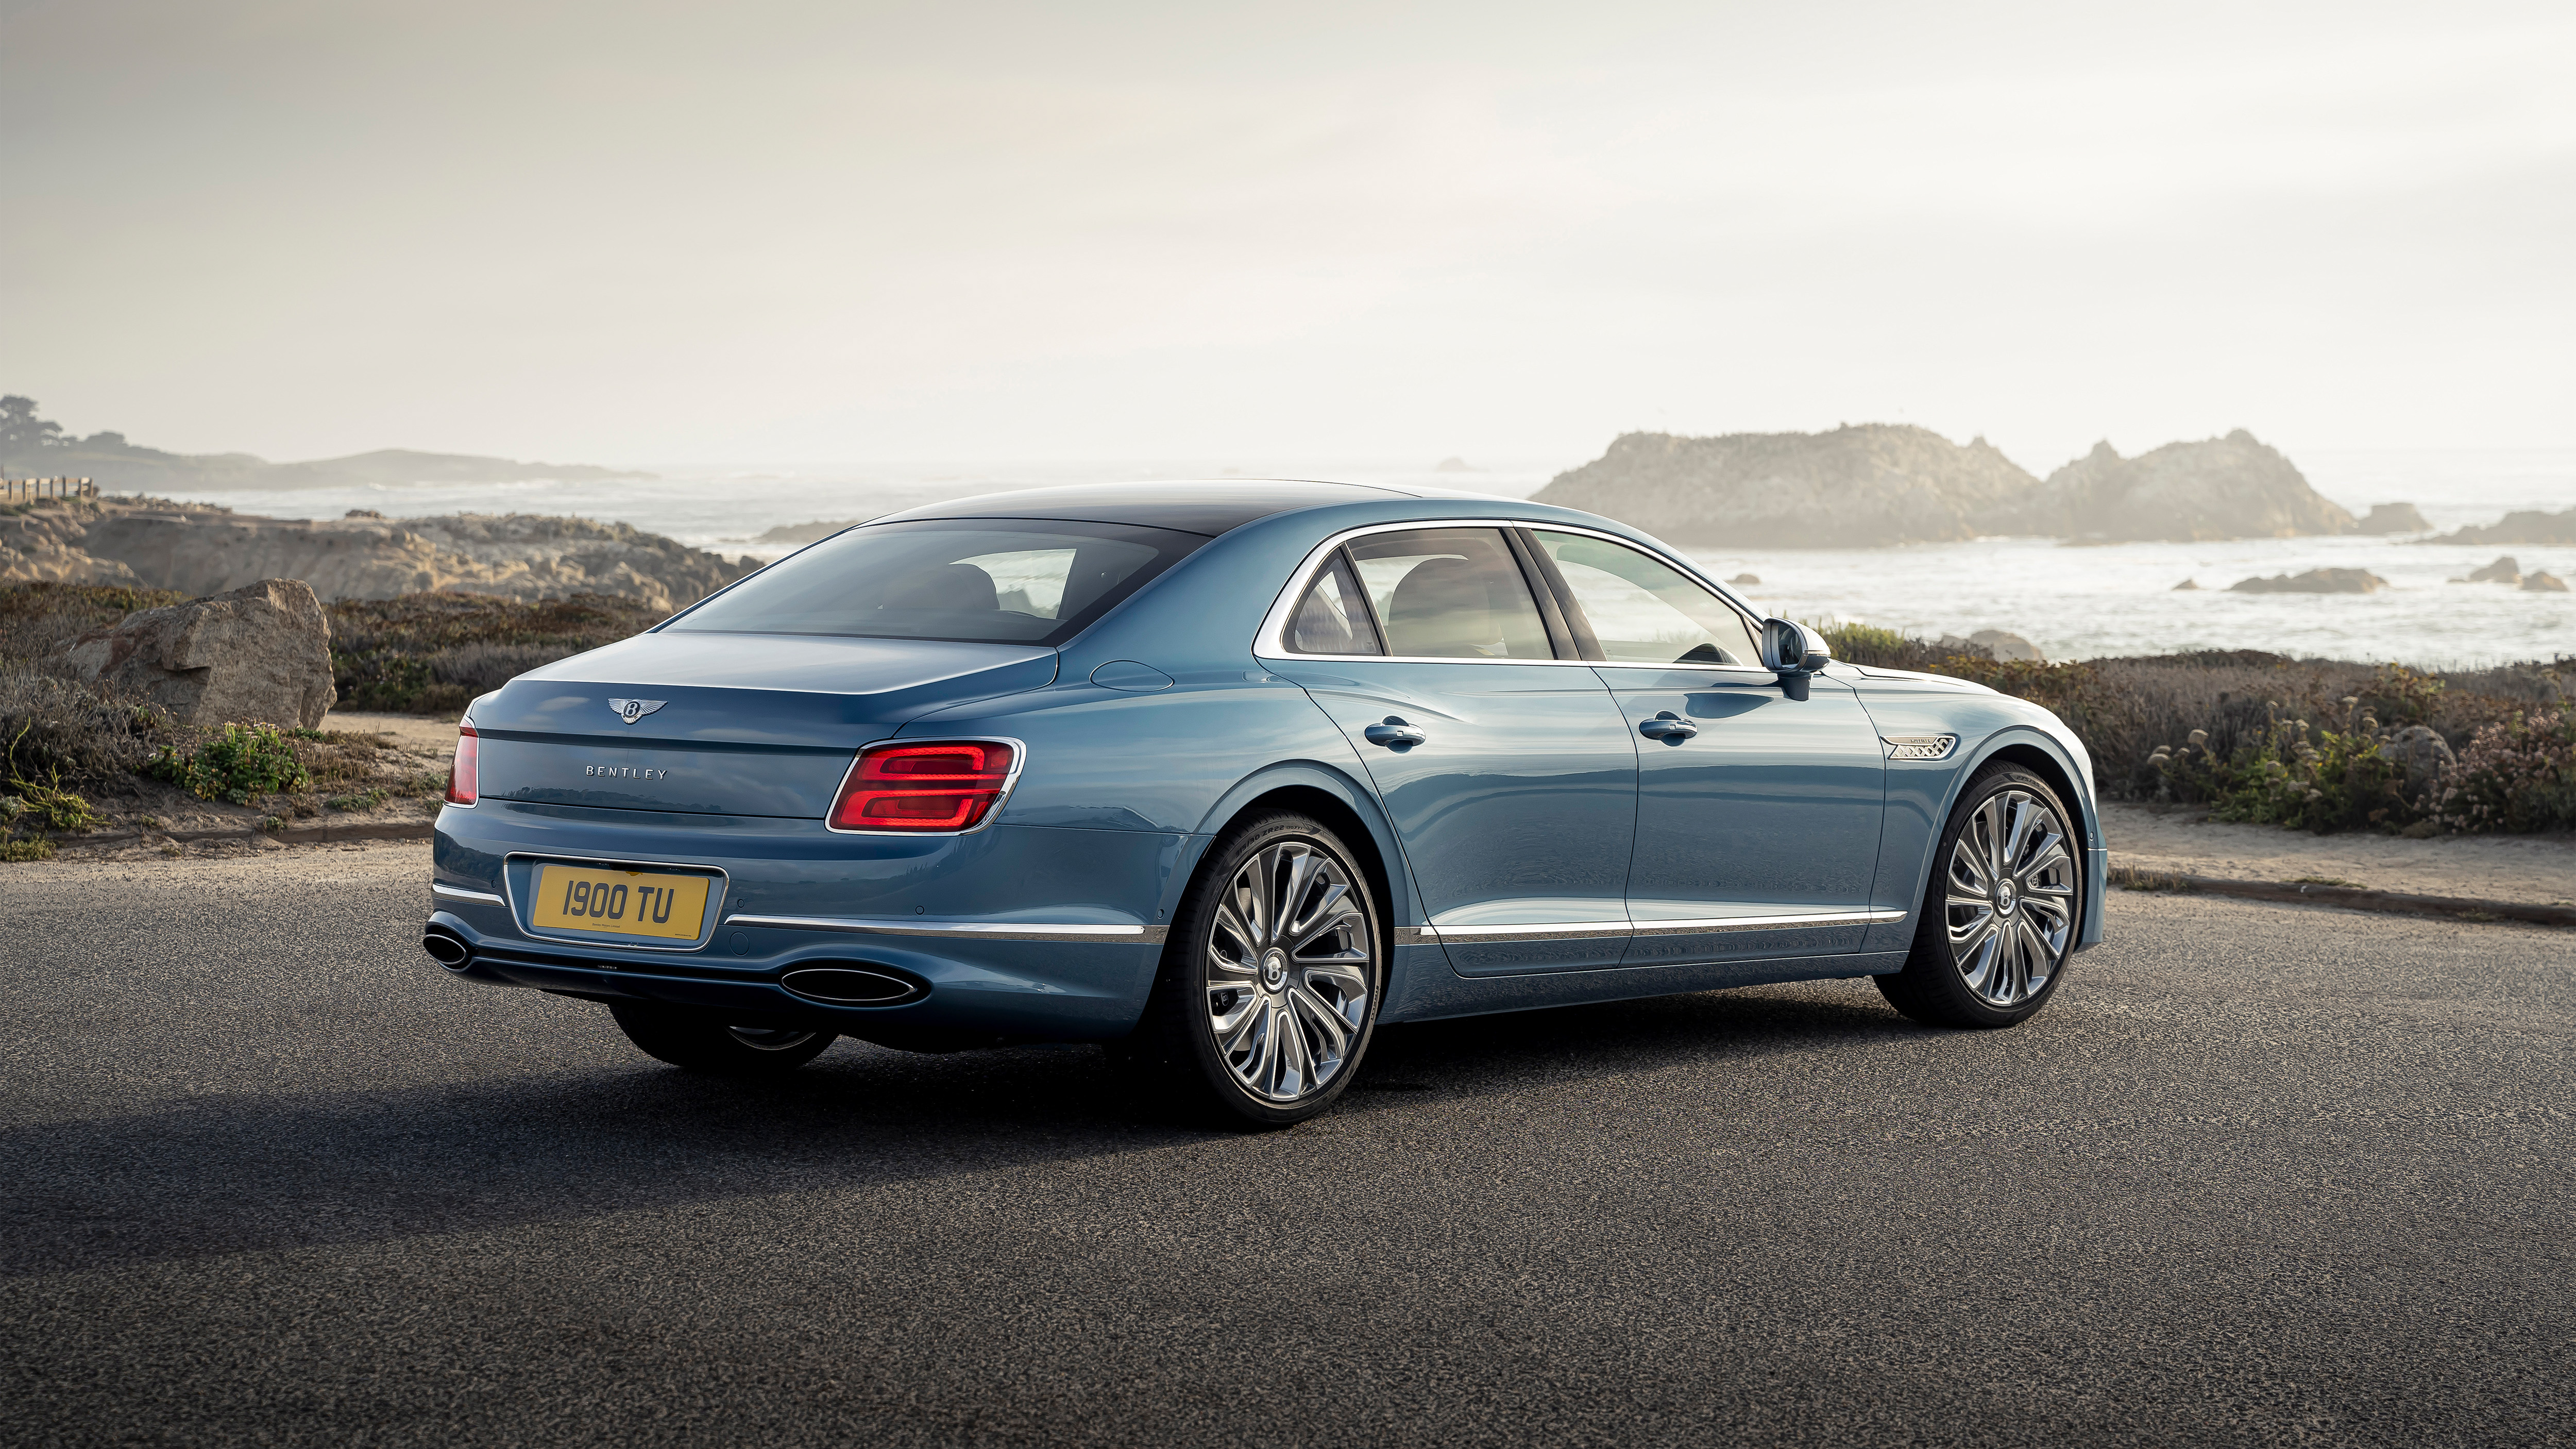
[1408, 908, 1906, 943]
[431, 883, 506, 905]
[725, 914, 1170, 946]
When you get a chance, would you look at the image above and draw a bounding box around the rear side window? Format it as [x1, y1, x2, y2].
[669, 518, 1204, 646]
[1286, 551, 1384, 655]
[1343, 527, 1552, 660]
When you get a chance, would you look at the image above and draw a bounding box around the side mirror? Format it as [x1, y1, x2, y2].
[1760, 618, 1830, 701]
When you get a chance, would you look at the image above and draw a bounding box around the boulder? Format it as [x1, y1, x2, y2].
[2172, 579, 2200, 591]
[2377, 725, 2454, 806]
[1530, 425, 2045, 547]
[2427, 506, 2576, 547]
[2458, 556, 2522, 584]
[2524, 571, 2570, 593]
[53, 578, 337, 728]
[1967, 629, 2045, 662]
[2011, 431, 2358, 542]
[2228, 568, 2389, 595]
[2355, 502, 2429, 534]
[1728, 572, 1761, 585]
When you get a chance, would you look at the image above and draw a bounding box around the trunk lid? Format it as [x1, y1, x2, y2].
[466, 632, 1057, 818]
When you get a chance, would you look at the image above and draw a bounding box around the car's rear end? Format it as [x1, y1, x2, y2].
[422, 514, 1208, 1052]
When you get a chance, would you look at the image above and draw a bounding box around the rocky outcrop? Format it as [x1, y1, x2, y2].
[1531, 425, 2044, 546]
[2010, 431, 2357, 542]
[2228, 568, 2388, 595]
[2428, 507, 2576, 547]
[54, 578, 337, 727]
[2458, 557, 2523, 584]
[2525, 571, 2570, 593]
[753, 518, 861, 545]
[2356, 502, 2430, 534]
[0, 497, 755, 611]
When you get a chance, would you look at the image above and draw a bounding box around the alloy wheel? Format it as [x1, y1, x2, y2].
[1943, 788, 2076, 1007]
[1203, 839, 1375, 1103]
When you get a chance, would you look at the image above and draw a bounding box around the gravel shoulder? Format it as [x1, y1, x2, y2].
[2105, 800, 2576, 905]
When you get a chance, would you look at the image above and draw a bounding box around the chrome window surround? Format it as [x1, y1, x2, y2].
[724, 914, 1167, 945]
[502, 851, 732, 953]
[1253, 519, 1777, 673]
[823, 735, 1029, 837]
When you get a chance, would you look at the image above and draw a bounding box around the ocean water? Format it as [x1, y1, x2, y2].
[169, 448, 2574, 667]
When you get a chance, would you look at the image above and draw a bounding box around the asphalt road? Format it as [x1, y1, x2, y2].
[4, 845, 2571, 1447]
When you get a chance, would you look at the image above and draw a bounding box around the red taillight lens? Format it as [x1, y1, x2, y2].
[446, 722, 480, 805]
[831, 740, 1016, 832]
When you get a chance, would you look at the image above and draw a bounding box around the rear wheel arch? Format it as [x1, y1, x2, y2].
[1176, 765, 1416, 936]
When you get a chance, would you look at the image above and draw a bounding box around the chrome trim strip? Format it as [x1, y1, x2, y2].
[1623, 909, 1906, 936]
[430, 882, 506, 905]
[1405, 908, 1906, 945]
[1251, 518, 1767, 665]
[725, 914, 1169, 945]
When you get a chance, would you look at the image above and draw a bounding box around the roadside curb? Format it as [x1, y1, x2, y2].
[2114, 865, 2576, 928]
[54, 819, 438, 852]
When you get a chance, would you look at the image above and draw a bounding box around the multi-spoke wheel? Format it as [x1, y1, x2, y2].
[1878, 766, 2082, 1027]
[1123, 812, 1383, 1126]
[609, 1003, 837, 1074]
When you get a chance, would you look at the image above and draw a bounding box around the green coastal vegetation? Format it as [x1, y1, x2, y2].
[2, 581, 2570, 859]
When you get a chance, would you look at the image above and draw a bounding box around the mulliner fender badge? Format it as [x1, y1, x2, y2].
[607, 698, 667, 724]
[1882, 734, 1960, 761]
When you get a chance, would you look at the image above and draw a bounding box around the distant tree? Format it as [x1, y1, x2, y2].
[82, 431, 128, 449]
[0, 395, 68, 451]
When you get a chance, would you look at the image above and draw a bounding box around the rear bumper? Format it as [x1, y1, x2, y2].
[428, 800, 1179, 1041]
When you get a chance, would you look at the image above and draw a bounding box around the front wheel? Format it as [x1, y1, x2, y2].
[609, 1003, 837, 1074]
[1876, 764, 2081, 1029]
[1122, 812, 1383, 1128]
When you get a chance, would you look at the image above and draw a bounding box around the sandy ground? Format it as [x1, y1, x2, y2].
[327, 709, 464, 750]
[2105, 802, 2576, 905]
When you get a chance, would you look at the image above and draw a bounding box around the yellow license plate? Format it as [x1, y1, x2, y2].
[531, 864, 711, 941]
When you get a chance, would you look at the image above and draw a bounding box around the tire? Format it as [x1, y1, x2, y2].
[609, 1003, 837, 1074]
[1122, 811, 1384, 1128]
[1876, 764, 2082, 1029]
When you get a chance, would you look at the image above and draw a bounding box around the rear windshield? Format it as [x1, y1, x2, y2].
[667, 518, 1205, 646]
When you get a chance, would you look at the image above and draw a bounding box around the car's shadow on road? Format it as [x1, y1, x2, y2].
[3, 981, 1924, 1278]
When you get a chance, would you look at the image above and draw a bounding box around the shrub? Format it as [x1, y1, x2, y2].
[327, 592, 662, 713]
[0, 581, 187, 664]
[2436, 706, 2576, 834]
[149, 723, 313, 804]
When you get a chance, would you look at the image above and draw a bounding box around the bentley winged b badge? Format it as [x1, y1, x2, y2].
[607, 698, 667, 724]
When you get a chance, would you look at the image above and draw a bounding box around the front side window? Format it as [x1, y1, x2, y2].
[668, 518, 1202, 646]
[1343, 528, 1552, 660]
[1532, 529, 1761, 666]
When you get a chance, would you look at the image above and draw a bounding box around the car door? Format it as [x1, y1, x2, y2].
[1524, 527, 1891, 964]
[1261, 525, 1639, 973]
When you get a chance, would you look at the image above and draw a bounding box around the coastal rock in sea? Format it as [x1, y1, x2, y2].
[2458, 557, 2522, 584]
[53, 578, 336, 728]
[6, 496, 756, 610]
[2172, 579, 2200, 590]
[2377, 724, 2455, 806]
[1433, 457, 1481, 474]
[1967, 629, 2045, 662]
[2009, 431, 2357, 542]
[2355, 502, 2430, 534]
[1728, 573, 1760, 585]
[754, 518, 862, 545]
[2427, 506, 2576, 547]
[2524, 571, 2571, 593]
[2227, 568, 2389, 595]
[1530, 425, 2044, 547]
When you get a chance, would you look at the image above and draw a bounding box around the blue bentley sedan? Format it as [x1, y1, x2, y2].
[424, 481, 2106, 1126]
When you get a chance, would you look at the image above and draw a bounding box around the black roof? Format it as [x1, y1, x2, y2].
[874, 480, 1410, 536]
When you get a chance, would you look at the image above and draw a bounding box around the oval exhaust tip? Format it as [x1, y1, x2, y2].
[782, 966, 921, 1006]
[421, 931, 472, 969]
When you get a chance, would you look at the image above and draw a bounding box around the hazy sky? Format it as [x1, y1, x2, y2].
[5, 0, 2571, 473]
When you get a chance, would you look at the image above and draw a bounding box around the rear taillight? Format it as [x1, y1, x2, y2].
[830, 740, 1018, 833]
[446, 722, 479, 806]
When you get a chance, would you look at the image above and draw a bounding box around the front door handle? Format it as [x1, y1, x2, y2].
[1639, 712, 1699, 742]
[1363, 717, 1428, 749]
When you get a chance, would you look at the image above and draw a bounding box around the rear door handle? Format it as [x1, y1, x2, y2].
[1363, 718, 1428, 749]
[1639, 713, 1698, 741]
